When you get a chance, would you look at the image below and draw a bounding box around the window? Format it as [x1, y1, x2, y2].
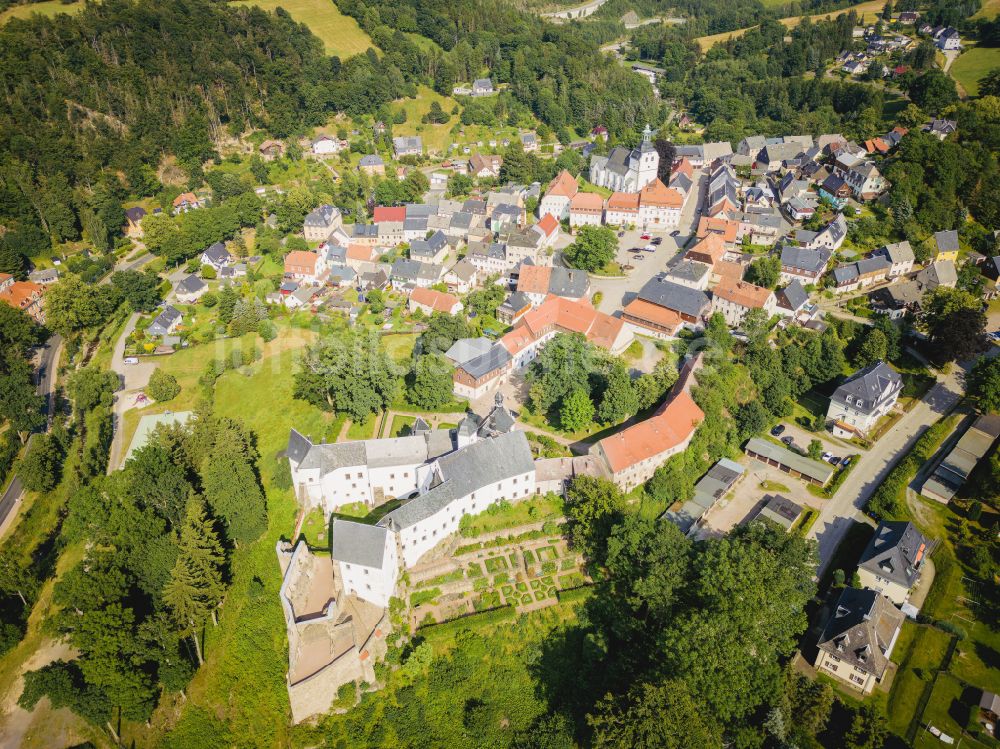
[364, 568, 369, 575]
[849, 674, 865, 686]
[390, 473, 395, 479]
[366, 584, 371, 591]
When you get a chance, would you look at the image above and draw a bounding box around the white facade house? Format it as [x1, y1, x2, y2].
[826, 361, 902, 438]
[312, 135, 343, 155]
[331, 520, 399, 608]
[303, 204, 343, 242]
[872, 241, 915, 277]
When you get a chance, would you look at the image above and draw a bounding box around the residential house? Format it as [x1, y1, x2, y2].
[496, 291, 533, 324]
[604, 192, 640, 227]
[0, 274, 45, 322]
[697, 215, 740, 246]
[390, 259, 443, 289]
[775, 279, 810, 317]
[472, 78, 495, 96]
[780, 245, 830, 285]
[443, 260, 479, 294]
[569, 192, 605, 228]
[799, 214, 848, 251]
[819, 174, 853, 208]
[27, 269, 59, 287]
[517, 264, 590, 305]
[873, 241, 915, 277]
[303, 204, 343, 242]
[831, 256, 891, 292]
[172, 192, 202, 215]
[175, 275, 207, 304]
[468, 153, 503, 178]
[200, 242, 231, 271]
[539, 170, 578, 220]
[520, 132, 538, 152]
[531, 213, 561, 249]
[826, 361, 902, 437]
[148, 305, 182, 337]
[687, 233, 726, 269]
[284, 251, 328, 285]
[933, 230, 960, 262]
[408, 287, 463, 316]
[311, 134, 342, 155]
[711, 279, 776, 327]
[409, 230, 450, 265]
[934, 26, 961, 51]
[638, 179, 683, 229]
[924, 119, 957, 140]
[621, 276, 711, 338]
[327, 265, 356, 288]
[915, 259, 957, 292]
[259, 140, 284, 161]
[664, 258, 711, 290]
[844, 161, 889, 200]
[814, 587, 904, 694]
[857, 521, 931, 605]
[358, 154, 386, 175]
[466, 241, 508, 274]
[125, 206, 147, 237]
[393, 136, 422, 158]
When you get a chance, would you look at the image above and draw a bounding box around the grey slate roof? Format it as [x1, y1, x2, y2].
[638, 276, 711, 319]
[331, 519, 389, 569]
[150, 305, 182, 332]
[916, 259, 957, 291]
[176, 275, 207, 295]
[858, 521, 930, 588]
[457, 342, 511, 379]
[379, 430, 534, 531]
[665, 258, 710, 285]
[777, 279, 808, 311]
[410, 230, 448, 260]
[830, 362, 901, 416]
[359, 154, 384, 167]
[548, 266, 589, 298]
[444, 337, 494, 365]
[933, 229, 959, 253]
[304, 204, 339, 227]
[393, 135, 422, 153]
[286, 429, 312, 464]
[877, 241, 914, 265]
[817, 587, 904, 679]
[781, 245, 830, 274]
[202, 242, 230, 265]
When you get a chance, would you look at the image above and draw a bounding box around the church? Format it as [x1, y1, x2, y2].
[588, 124, 659, 193]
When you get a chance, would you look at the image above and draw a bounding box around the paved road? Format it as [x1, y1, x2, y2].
[588, 169, 707, 315]
[807, 367, 965, 574]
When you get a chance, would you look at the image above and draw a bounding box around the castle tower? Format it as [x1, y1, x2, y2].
[638, 124, 659, 189]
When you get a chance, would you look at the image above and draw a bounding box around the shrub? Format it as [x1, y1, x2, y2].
[258, 319, 277, 342]
[968, 500, 982, 522]
[936, 621, 967, 640]
[541, 561, 557, 575]
[147, 368, 181, 402]
[201, 264, 217, 279]
[201, 291, 218, 308]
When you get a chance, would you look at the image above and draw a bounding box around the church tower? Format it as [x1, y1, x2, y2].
[637, 124, 659, 189]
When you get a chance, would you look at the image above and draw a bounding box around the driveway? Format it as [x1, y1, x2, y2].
[807, 367, 965, 575]
[106, 312, 156, 473]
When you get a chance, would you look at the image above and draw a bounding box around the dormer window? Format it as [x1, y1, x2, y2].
[846, 395, 853, 404]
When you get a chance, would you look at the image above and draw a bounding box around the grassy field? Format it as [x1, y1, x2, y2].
[950, 45, 1000, 97]
[0, 0, 83, 24]
[972, 0, 1000, 20]
[231, 0, 373, 58]
[695, 0, 886, 51]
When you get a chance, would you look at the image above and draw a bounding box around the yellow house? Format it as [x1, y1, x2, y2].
[933, 229, 959, 262]
[814, 588, 904, 695]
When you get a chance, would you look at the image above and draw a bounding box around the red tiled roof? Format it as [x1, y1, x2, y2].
[622, 298, 683, 333]
[0, 279, 43, 312]
[687, 233, 726, 265]
[697, 215, 739, 244]
[373, 206, 406, 223]
[517, 265, 552, 295]
[536, 213, 559, 237]
[284, 250, 319, 273]
[410, 287, 460, 312]
[596, 390, 704, 473]
[570, 192, 604, 212]
[713, 279, 772, 308]
[545, 169, 579, 199]
[672, 158, 694, 178]
[501, 295, 624, 356]
[640, 179, 683, 208]
[172, 192, 197, 207]
[607, 191, 640, 210]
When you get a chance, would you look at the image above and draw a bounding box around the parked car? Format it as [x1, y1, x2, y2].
[633, 255, 645, 261]
[651, 237, 663, 245]
[990, 330, 1000, 341]
[821, 452, 833, 462]
[644, 245, 656, 252]
[781, 436, 794, 446]
[123, 357, 139, 366]
[640, 233, 651, 240]
[841, 457, 851, 467]
[770, 424, 785, 436]
[670, 230, 680, 237]
[828, 455, 841, 465]
[617, 231, 625, 238]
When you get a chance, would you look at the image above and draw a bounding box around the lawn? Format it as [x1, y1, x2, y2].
[388, 414, 416, 437]
[973, 0, 1000, 20]
[383, 332, 417, 362]
[0, 0, 83, 24]
[231, 0, 374, 58]
[914, 674, 993, 749]
[458, 493, 565, 537]
[886, 621, 953, 738]
[950, 46, 1000, 97]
